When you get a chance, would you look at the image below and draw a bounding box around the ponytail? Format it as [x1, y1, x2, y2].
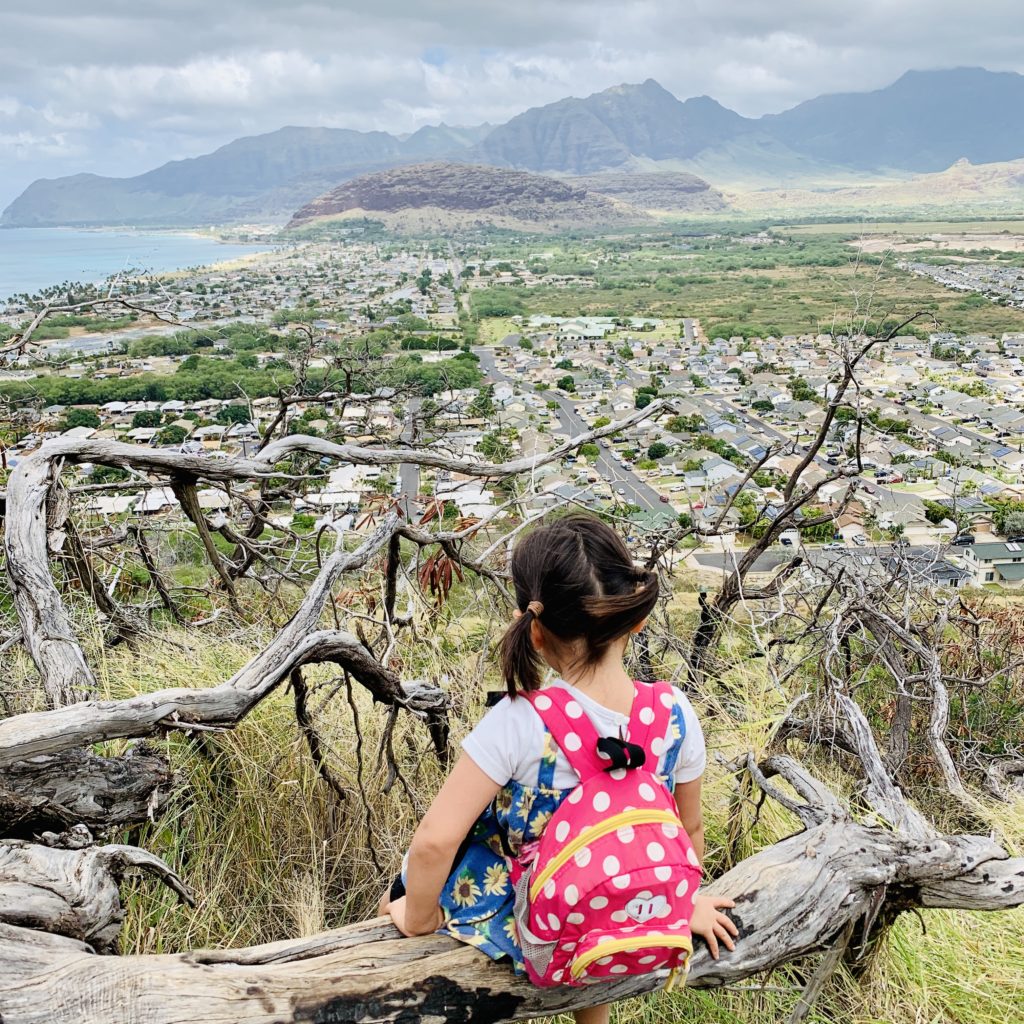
[499, 602, 544, 696]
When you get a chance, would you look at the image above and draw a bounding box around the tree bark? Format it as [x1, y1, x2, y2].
[0, 745, 172, 838]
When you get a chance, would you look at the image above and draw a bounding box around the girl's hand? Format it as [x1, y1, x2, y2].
[690, 894, 738, 959]
[387, 895, 444, 938]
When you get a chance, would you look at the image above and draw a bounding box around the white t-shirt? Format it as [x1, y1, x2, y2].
[462, 679, 706, 790]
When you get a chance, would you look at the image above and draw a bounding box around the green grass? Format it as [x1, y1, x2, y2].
[461, 232, 1024, 338]
[477, 316, 521, 344]
[783, 219, 1024, 237]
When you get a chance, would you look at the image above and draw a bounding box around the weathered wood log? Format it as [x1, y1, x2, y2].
[0, 745, 172, 837]
[0, 806, 1020, 1024]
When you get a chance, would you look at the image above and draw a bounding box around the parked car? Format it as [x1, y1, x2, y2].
[823, 542, 846, 550]
[951, 534, 975, 546]
[852, 535, 868, 546]
[1005, 536, 1024, 544]
[659, 495, 670, 503]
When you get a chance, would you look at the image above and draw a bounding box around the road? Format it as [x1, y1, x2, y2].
[474, 348, 670, 515]
[397, 398, 421, 516]
[863, 396, 1005, 450]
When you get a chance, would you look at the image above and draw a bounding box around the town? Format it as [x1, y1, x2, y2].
[3, 234, 1024, 595]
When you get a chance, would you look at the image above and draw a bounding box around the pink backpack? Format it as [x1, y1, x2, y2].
[509, 680, 702, 989]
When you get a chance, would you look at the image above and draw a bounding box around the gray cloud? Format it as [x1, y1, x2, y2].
[1, 0, 1023, 207]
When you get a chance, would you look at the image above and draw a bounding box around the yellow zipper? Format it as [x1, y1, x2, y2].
[570, 933, 692, 980]
[529, 808, 679, 900]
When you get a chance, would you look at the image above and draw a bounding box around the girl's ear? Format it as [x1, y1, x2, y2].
[512, 609, 522, 621]
[529, 618, 545, 650]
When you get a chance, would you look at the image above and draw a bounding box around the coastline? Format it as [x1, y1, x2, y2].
[1, 226, 284, 301]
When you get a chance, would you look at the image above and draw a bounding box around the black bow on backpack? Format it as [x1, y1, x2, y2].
[596, 736, 647, 771]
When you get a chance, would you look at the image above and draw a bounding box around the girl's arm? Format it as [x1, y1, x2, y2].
[674, 773, 737, 959]
[394, 753, 502, 936]
[673, 775, 705, 864]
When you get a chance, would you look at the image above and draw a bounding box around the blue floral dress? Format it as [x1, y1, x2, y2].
[405, 698, 688, 972]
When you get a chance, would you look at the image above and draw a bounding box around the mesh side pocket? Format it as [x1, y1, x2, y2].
[513, 863, 557, 978]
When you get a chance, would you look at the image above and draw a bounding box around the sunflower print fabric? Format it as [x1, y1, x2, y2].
[401, 703, 687, 972]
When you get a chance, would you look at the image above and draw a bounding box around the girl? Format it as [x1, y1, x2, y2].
[382, 514, 736, 1023]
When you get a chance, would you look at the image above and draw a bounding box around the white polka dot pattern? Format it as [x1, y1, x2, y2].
[533, 693, 552, 711]
[513, 680, 701, 987]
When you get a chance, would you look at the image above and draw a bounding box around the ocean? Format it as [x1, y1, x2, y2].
[0, 227, 276, 302]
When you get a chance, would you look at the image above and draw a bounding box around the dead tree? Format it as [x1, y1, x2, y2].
[1, 391, 1022, 1022]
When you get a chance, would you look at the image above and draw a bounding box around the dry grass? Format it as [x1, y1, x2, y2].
[7, 587, 1021, 1024]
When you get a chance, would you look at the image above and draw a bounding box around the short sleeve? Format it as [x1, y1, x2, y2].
[461, 695, 541, 786]
[672, 694, 707, 784]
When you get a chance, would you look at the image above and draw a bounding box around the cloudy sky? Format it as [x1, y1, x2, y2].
[2, 0, 1023, 209]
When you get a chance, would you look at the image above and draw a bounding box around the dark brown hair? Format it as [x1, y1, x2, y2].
[498, 513, 658, 695]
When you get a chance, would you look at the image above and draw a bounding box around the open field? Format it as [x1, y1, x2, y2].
[475, 315, 520, 344]
[782, 219, 1024, 237]
[504, 257, 1024, 338]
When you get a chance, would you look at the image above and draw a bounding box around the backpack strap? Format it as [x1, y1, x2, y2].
[626, 680, 675, 762]
[522, 687, 609, 781]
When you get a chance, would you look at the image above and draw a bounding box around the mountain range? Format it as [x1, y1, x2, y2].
[4, 67, 1024, 228]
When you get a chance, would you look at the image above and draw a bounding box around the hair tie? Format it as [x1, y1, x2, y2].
[526, 600, 544, 617]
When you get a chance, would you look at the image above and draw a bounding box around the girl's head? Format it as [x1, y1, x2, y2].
[499, 513, 658, 695]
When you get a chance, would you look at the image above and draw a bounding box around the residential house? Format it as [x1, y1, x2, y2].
[961, 540, 1024, 589]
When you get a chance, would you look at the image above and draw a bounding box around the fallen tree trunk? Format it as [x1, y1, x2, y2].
[0, 756, 1021, 1024]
